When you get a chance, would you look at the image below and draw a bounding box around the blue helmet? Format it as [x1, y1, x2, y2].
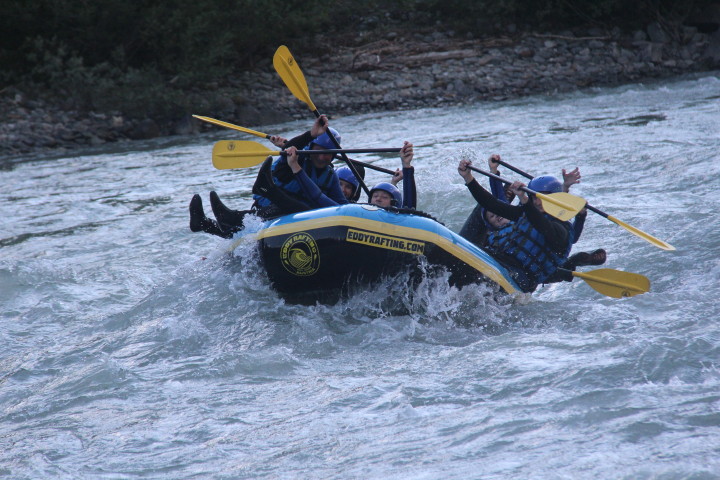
[336, 166, 359, 190]
[308, 127, 341, 150]
[369, 182, 402, 207]
[528, 175, 562, 194]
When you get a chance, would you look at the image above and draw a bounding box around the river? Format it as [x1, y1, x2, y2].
[2, 72, 719, 479]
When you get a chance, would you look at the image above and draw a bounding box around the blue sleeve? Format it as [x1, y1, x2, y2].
[489, 175, 507, 203]
[294, 170, 340, 208]
[294, 170, 348, 208]
[402, 166, 416, 209]
[572, 211, 587, 243]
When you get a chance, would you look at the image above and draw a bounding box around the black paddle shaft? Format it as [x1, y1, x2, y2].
[341, 158, 394, 175]
[283, 149, 398, 176]
[496, 159, 533, 180]
[289, 148, 400, 155]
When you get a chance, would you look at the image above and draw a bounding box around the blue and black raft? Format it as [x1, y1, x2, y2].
[230, 203, 521, 304]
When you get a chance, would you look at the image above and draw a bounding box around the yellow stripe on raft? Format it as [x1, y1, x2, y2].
[230, 215, 519, 295]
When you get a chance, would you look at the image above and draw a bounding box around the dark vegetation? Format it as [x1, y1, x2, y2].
[0, 0, 715, 122]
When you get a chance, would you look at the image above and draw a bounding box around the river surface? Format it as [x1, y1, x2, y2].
[2, 73, 720, 479]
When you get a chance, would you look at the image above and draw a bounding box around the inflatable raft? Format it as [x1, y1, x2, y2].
[232, 203, 521, 304]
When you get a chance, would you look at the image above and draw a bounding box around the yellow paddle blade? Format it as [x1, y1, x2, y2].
[607, 215, 675, 251]
[572, 268, 650, 298]
[212, 140, 278, 169]
[273, 45, 317, 112]
[536, 192, 587, 221]
[192, 115, 269, 139]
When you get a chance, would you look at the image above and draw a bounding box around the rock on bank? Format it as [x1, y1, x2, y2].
[1, 24, 719, 157]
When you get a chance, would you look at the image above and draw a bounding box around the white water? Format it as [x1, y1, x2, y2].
[2, 73, 720, 479]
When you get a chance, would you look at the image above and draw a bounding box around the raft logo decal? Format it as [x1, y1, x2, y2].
[280, 232, 320, 276]
[346, 228, 425, 255]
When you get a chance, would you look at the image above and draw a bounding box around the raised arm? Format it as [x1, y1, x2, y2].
[562, 167, 581, 193]
[458, 159, 522, 220]
[283, 115, 331, 150]
[488, 154, 508, 202]
[562, 166, 586, 242]
[400, 141, 416, 209]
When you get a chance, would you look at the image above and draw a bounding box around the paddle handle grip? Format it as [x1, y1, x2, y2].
[584, 204, 608, 218]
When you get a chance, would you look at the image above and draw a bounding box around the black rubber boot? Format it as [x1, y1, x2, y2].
[567, 248, 607, 268]
[210, 191, 247, 231]
[189, 194, 205, 232]
[189, 194, 232, 238]
[251, 156, 274, 197]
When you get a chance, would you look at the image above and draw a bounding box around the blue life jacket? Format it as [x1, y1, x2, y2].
[488, 214, 573, 284]
[254, 157, 337, 207]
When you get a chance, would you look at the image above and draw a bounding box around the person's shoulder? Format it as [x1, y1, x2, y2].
[551, 216, 573, 230]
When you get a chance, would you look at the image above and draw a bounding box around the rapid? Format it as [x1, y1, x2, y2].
[1, 72, 719, 479]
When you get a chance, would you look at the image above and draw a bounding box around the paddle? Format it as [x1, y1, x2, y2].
[273, 46, 319, 115]
[560, 267, 650, 298]
[491, 158, 675, 251]
[192, 115, 272, 139]
[273, 45, 371, 196]
[467, 166, 586, 221]
[194, 115, 395, 175]
[212, 140, 401, 170]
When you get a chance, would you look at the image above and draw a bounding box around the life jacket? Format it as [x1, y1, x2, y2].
[254, 157, 336, 207]
[488, 214, 573, 284]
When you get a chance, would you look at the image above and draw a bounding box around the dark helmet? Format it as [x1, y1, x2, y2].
[308, 127, 341, 150]
[369, 182, 402, 207]
[528, 175, 562, 194]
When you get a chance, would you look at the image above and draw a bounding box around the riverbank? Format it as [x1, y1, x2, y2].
[2, 23, 719, 157]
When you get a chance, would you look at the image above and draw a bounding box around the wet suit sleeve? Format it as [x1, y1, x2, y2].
[572, 210, 587, 243]
[402, 166, 416, 209]
[283, 131, 314, 150]
[522, 201, 571, 252]
[294, 170, 348, 208]
[271, 155, 293, 184]
[489, 176, 507, 203]
[466, 179, 522, 220]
